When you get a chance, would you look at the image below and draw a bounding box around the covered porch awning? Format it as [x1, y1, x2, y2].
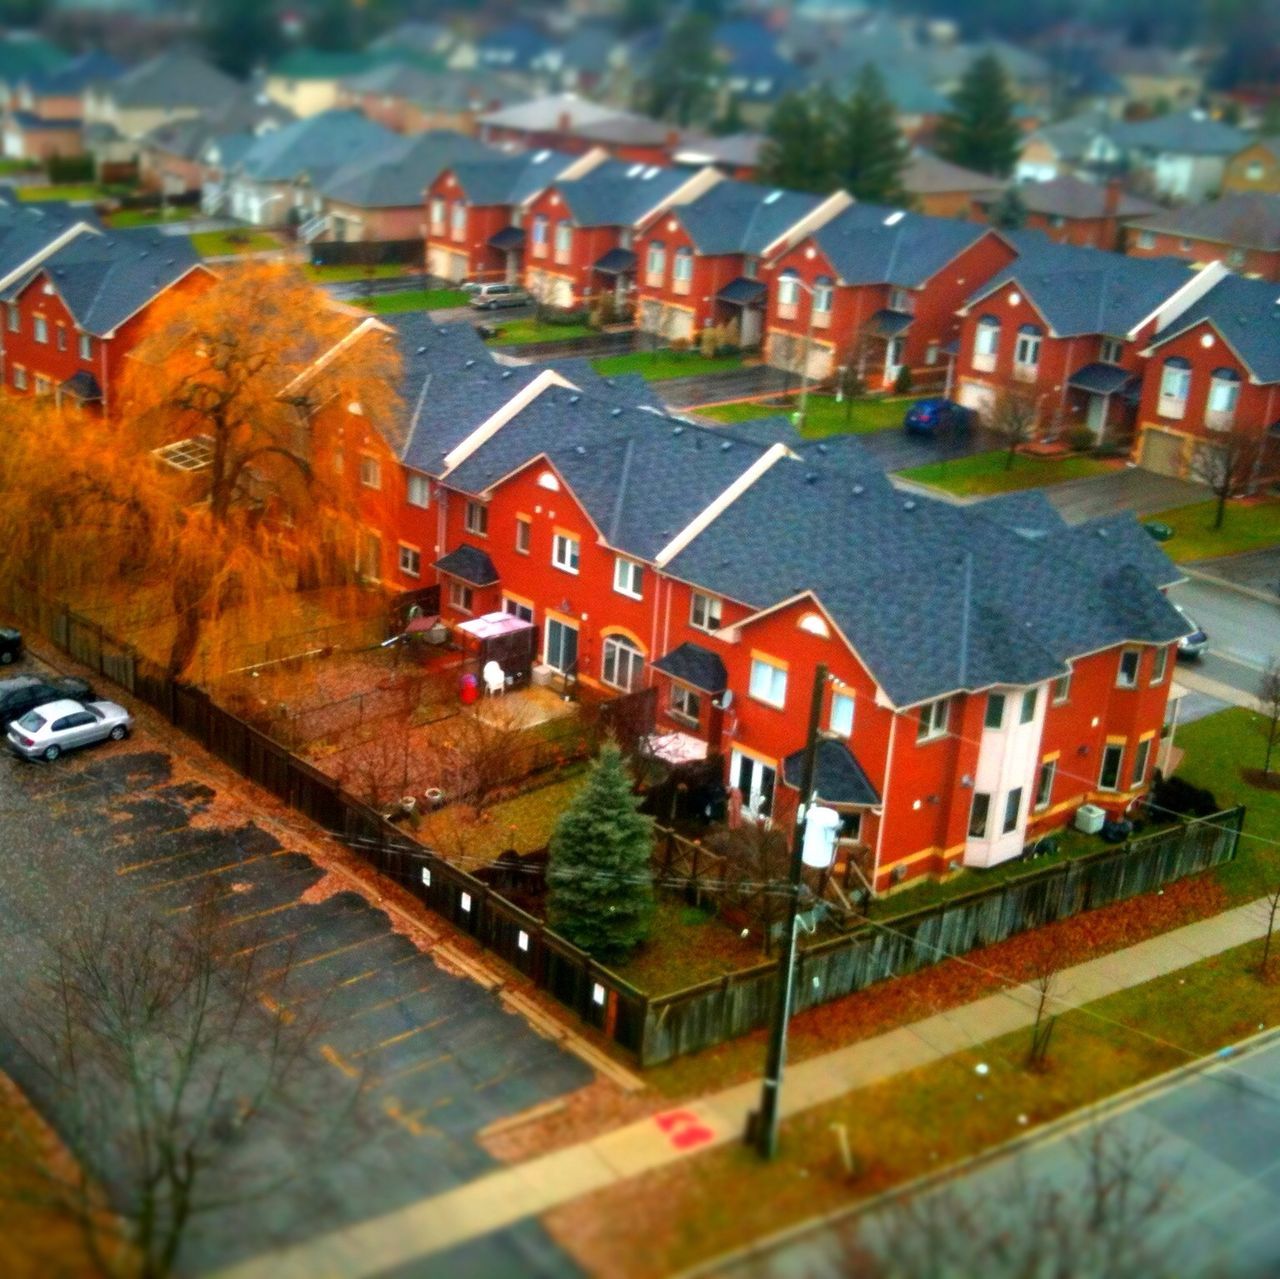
[487, 225, 525, 252]
[716, 276, 767, 307]
[651, 641, 728, 694]
[865, 308, 913, 340]
[593, 247, 637, 275]
[782, 739, 880, 807]
[433, 544, 499, 587]
[60, 370, 103, 403]
[1067, 361, 1140, 397]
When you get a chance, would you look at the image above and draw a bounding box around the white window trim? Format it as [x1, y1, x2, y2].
[1117, 648, 1140, 689]
[552, 532, 579, 574]
[398, 543, 421, 577]
[917, 698, 950, 742]
[515, 516, 531, 554]
[359, 455, 381, 490]
[669, 683, 700, 724]
[448, 580, 474, 614]
[464, 501, 488, 537]
[690, 591, 722, 633]
[1034, 759, 1056, 811]
[613, 556, 643, 599]
[1099, 742, 1125, 792]
[749, 656, 787, 710]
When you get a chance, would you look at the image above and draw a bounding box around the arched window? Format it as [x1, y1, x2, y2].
[1158, 356, 1191, 418]
[554, 218, 572, 259]
[974, 313, 1000, 360]
[1014, 322, 1042, 368]
[532, 213, 548, 248]
[1207, 366, 1240, 424]
[673, 245, 693, 283]
[602, 635, 644, 692]
[646, 240, 666, 280]
[777, 270, 801, 308]
[813, 275, 834, 314]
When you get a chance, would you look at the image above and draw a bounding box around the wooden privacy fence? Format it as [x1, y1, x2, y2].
[639, 810, 1245, 1065]
[11, 589, 1247, 1069]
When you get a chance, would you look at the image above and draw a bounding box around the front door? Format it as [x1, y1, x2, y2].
[884, 336, 907, 386]
[739, 306, 762, 348]
[545, 617, 578, 675]
[731, 750, 776, 818]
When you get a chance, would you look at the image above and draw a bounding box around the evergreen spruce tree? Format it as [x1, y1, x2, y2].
[546, 742, 655, 960]
[758, 91, 837, 193]
[643, 14, 718, 127]
[935, 53, 1021, 178]
[988, 184, 1028, 230]
[834, 65, 909, 204]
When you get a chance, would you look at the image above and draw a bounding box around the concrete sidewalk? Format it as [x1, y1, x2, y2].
[215, 899, 1273, 1279]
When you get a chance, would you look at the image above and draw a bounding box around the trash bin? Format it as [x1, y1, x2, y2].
[1143, 521, 1174, 542]
[1074, 802, 1106, 835]
[460, 671, 478, 705]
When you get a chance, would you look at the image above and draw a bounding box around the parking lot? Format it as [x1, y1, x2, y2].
[0, 651, 592, 1275]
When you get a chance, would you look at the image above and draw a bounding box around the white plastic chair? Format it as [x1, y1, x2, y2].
[482, 660, 506, 697]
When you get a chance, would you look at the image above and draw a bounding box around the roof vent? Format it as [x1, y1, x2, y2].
[903, 498, 916, 511]
[816, 443, 828, 453]
[763, 190, 783, 204]
[464, 358, 475, 368]
[805, 472, 819, 484]
[852, 483, 865, 495]
[643, 166, 660, 179]
[574, 444, 586, 455]
[883, 210, 906, 226]
[611, 406, 623, 416]
[720, 439, 732, 450]
[568, 393, 580, 404]
[532, 148, 552, 162]
[672, 425, 684, 436]
[417, 345, 427, 355]
[436, 326, 448, 335]
[626, 162, 643, 177]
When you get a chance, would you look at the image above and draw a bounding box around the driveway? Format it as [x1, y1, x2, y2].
[0, 653, 590, 1276]
[1045, 468, 1206, 524]
[1169, 576, 1279, 700]
[1190, 547, 1280, 599]
[861, 425, 1001, 473]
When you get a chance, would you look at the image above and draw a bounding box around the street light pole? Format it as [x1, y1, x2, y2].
[753, 661, 828, 1159]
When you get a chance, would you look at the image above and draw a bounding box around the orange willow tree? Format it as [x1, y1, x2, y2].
[0, 262, 402, 677]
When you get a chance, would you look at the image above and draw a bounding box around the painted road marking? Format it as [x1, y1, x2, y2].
[654, 1109, 716, 1151]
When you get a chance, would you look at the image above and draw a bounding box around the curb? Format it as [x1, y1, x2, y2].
[1183, 564, 1280, 607]
[680, 1022, 1280, 1279]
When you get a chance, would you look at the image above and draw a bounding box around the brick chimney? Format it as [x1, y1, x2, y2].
[1103, 177, 1123, 219]
[558, 111, 572, 133]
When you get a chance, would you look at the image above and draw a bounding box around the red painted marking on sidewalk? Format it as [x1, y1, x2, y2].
[653, 1109, 715, 1150]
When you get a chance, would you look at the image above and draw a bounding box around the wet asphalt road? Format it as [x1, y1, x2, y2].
[0, 656, 589, 1276]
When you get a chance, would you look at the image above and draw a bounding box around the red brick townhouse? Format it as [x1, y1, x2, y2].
[631, 179, 851, 347]
[0, 226, 211, 412]
[425, 147, 607, 285]
[1124, 192, 1280, 283]
[1132, 272, 1280, 480]
[954, 238, 1227, 446]
[521, 160, 721, 312]
[760, 204, 1016, 388]
[973, 176, 1158, 252]
[324, 317, 1187, 893]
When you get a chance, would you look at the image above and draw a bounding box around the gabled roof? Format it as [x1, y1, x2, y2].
[270, 48, 408, 81]
[0, 197, 98, 284]
[25, 50, 123, 96]
[479, 92, 630, 133]
[673, 132, 763, 170]
[1025, 110, 1119, 164]
[320, 131, 496, 209]
[652, 642, 728, 693]
[1114, 110, 1248, 158]
[435, 544, 498, 587]
[1127, 192, 1280, 252]
[1145, 273, 1280, 384]
[448, 148, 583, 207]
[901, 150, 1002, 197]
[674, 179, 826, 256]
[965, 238, 1196, 337]
[810, 203, 997, 288]
[476, 21, 553, 71]
[102, 51, 239, 112]
[553, 160, 697, 228]
[986, 175, 1157, 220]
[234, 110, 399, 183]
[144, 92, 294, 162]
[782, 739, 879, 806]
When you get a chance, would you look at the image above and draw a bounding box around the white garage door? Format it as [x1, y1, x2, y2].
[1140, 427, 1187, 478]
[957, 380, 996, 420]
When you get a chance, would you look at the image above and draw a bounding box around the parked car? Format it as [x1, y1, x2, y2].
[469, 283, 531, 311]
[0, 674, 95, 727]
[1174, 604, 1208, 660]
[904, 398, 975, 436]
[0, 628, 21, 665]
[460, 279, 484, 294]
[7, 697, 131, 761]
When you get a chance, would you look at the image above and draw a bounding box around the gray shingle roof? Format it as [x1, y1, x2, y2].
[144, 92, 295, 162]
[236, 110, 399, 183]
[451, 149, 581, 207]
[1146, 273, 1280, 384]
[105, 51, 239, 112]
[675, 180, 826, 256]
[1128, 192, 1280, 252]
[0, 197, 97, 281]
[1028, 110, 1119, 165]
[320, 131, 496, 209]
[435, 544, 498, 587]
[652, 642, 727, 693]
[1114, 110, 1248, 158]
[989, 175, 1158, 220]
[966, 238, 1195, 337]
[555, 160, 693, 228]
[901, 150, 1002, 196]
[782, 740, 879, 806]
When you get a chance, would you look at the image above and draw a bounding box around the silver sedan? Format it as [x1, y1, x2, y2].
[7, 698, 132, 761]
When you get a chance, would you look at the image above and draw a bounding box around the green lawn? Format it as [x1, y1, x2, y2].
[607, 899, 763, 995]
[189, 229, 282, 257]
[487, 317, 596, 344]
[1146, 499, 1280, 564]
[702, 394, 914, 437]
[0, 159, 38, 176]
[303, 263, 412, 283]
[359, 288, 469, 314]
[16, 184, 101, 203]
[591, 351, 744, 382]
[900, 450, 1117, 496]
[105, 206, 189, 228]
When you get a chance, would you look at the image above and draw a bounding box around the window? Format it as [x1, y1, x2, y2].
[429, 196, 445, 229]
[974, 314, 1000, 362]
[6, 303, 17, 332]
[34, 374, 50, 397]
[464, 500, 488, 536]
[984, 692, 1005, 729]
[1052, 672, 1071, 704]
[1034, 759, 1056, 811]
[359, 530, 380, 580]
[56, 324, 66, 352]
[1207, 367, 1240, 426]
[448, 580, 473, 612]
[1137, 230, 1156, 249]
[749, 656, 787, 709]
[78, 332, 91, 360]
[829, 691, 854, 737]
[646, 240, 665, 280]
[1014, 323, 1042, 369]
[450, 200, 465, 239]
[813, 276, 834, 314]
[917, 697, 950, 742]
[554, 219, 572, 260]
[503, 596, 533, 622]
[1117, 648, 1140, 688]
[398, 544, 420, 577]
[777, 271, 800, 308]
[1020, 688, 1037, 724]
[12, 365, 26, 390]
[1100, 337, 1123, 364]
[670, 683, 701, 723]
[33, 315, 47, 344]
[1151, 646, 1168, 685]
[673, 246, 693, 282]
[969, 792, 991, 838]
[515, 515, 531, 554]
[690, 591, 722, 632]
[1246, 161, 1265, 181]
[1133, 737, 1152, 787]
[1228, 249, 1246, 268]
[613, 556, 643, 599]
[552, 531, 579, 573]
[1158, 357, 1191, 418]
[1099, 742, 1124, 791]
[1002, 787, 1023, 834]
[359, 455, 381, 489]
[602, 635, 644, 691]
[838, 810, 862, 842]
[532, 214, 548, 247]
[406, 474, 429, 508]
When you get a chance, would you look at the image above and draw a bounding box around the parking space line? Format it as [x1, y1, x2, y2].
[375, 1051, 453, 1087]
[352, 1015, 451, 1060]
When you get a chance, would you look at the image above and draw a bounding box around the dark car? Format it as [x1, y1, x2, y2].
[0, 628, 20, 666]
[1174, 604, 1208, 660]
[0, 674, 96, 727]
[904, 397, 975, 436]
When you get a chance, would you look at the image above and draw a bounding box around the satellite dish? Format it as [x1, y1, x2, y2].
[715, 689, 734, 710]
[407, 604, 423, 620]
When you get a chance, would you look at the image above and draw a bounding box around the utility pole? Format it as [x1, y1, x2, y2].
[752, 661, 827, 1159]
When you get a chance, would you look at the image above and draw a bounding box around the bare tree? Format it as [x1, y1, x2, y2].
[1258, 658, 1280, 776]
[0, 901, 361, 1279]
[707, 821, 794, 956]
[1259, 884, 1280, 980]
[1189, 434, 1276, 532]
[990, 385, 1039, 470]
[1025, 965, 1058, 1071]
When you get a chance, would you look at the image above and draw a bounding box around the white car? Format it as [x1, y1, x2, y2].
[7, 697, 132, 761]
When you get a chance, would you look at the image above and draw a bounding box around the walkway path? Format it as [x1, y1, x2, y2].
[215, 898, 1275, 1279]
